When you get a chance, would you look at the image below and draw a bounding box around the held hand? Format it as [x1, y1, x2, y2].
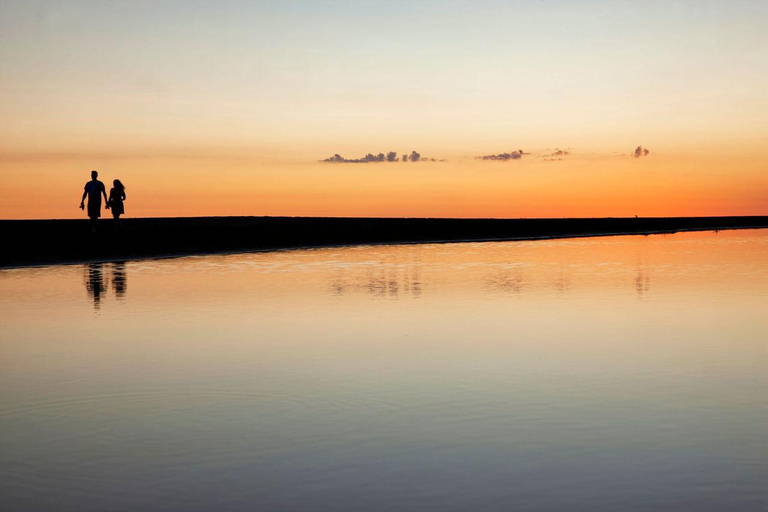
[80, 203, 85, 210]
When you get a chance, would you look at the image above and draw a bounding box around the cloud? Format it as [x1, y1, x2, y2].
[543, 148, 570, 161]
[321, 150, 436, 163]
[634, 146, 650, 158]
[322, 152, 386, 163]
[476, 149, 526, 161]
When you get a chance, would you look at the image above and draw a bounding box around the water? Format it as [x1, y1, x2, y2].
[1, 230, 766, 511]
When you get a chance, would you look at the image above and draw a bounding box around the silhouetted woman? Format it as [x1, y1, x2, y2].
[108, 179, 126, 228]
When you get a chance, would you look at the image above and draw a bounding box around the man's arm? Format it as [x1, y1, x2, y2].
[102, 184, 109, 208]
[80, 187, 87, 209]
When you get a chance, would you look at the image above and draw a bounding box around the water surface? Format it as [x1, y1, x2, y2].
[1, 230, 766, 511]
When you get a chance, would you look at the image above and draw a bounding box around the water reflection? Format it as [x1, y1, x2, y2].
[112, 262, 127, 300]
[84, 263, 106, 310]
[635, 250, 651, 298]
[83, 262, 128, 309]
[484, 266, 525, 294]
[72, 230, 768, 309]
[553, 269, 570, 293]
[329, 259, 422, 298]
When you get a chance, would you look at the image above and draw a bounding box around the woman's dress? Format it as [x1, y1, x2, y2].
[109, 189, 125, 216]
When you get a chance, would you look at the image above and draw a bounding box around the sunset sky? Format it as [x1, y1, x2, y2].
[1, 0, 767, 219]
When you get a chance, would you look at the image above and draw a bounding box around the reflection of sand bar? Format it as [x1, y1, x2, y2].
[2, 216, 768, 268]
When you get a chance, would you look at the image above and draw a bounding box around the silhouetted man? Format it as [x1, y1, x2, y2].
[80, 170, 109, 232]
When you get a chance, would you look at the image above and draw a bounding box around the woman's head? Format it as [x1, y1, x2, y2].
[113, 179, 125, 190]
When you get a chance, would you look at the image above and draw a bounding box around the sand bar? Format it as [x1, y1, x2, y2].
[2, 216, 767, 268]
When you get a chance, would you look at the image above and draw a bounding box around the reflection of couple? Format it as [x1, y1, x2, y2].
[85, 262, 127, 310]
[80, 170, 126, 231]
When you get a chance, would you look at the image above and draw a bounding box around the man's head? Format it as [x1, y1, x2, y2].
[91, 170, 98, 180]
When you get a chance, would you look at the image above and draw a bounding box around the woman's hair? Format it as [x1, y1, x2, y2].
[113, 179, 125, 191]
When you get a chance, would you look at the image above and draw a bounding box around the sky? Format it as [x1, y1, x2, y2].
[1, 0, 767, 219]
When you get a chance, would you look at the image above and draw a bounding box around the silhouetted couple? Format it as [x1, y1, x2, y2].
[80, 170, 126, 232]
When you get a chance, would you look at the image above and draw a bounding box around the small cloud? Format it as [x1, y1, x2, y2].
[476, 149, 526, 161]
[634, 146, 650, 158]
[543, 148, 570, 161]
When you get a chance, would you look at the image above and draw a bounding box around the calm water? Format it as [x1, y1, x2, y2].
[1, 230, 767, 511]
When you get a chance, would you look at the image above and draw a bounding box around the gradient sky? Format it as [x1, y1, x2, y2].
[1, 0, 767, 219]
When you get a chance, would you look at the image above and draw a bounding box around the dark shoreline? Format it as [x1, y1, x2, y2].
[2, 216, 767, 268]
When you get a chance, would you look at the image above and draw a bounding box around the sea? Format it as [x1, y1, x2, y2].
[1, 229, 766, 511]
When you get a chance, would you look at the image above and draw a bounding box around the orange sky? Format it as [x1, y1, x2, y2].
[1, 147, 765, 219]
[1, 1, 767, 219]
